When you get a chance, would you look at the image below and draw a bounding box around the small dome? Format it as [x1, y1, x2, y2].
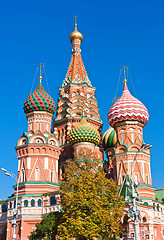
[24, 81, 55, 115]
[68, 117, 100, 145]
[107, 85, 149, 127]
[102, 127, 117, 150]
[69, 23, 83, 42]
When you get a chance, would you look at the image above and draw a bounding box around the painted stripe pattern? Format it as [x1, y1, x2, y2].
[107, 85, 149, 127]
[102, 127, 117, 149]
[24, 83, 56, 114]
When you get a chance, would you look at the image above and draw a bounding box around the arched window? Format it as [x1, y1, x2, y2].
[157, 204, 159, 211]
[144, 202, 148, 206]
[143, 217, 147, 223]
[38, 199, 42, 207]
[2, 204, 7, 213]
[24, 200, 28, 207]
[153, 203, 155, 211]
[50, 196, 56, 206]
[31, 199, 35, 207]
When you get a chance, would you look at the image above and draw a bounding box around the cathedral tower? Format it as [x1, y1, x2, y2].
[6, 69, 61, 240]
[53, 23, 103, 176]
[105, 72, 155, 200]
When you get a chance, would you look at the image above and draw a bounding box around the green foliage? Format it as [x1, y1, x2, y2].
[28, 211, 63, 240]
[58, 150, 124, 240]
[28, 150, 124, 240]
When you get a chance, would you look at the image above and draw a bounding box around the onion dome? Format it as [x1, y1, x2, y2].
[24, 76, 56, 115]
[69, 23, 83, 42]
[108, 84, 149, 127]
[102, 127, 117, 150]
[68, 117, 100, 145]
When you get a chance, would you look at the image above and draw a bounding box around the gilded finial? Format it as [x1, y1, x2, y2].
[120, 66, 128, 86]
[74, 15, 78, 28]
[69, 16, 83, 42]
[37, 63, 45, 84]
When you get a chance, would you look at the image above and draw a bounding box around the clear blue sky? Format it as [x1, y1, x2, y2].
[0, 0, 164, 200]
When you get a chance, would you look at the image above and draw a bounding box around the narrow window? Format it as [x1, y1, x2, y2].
[38, 122, 41, 131]
[157, 204, 159, 211]
[31, 199, 35, 207]
[22, 170, 25, 182]
[50, 196, 56, 206]
[24, 200, 28, 207]
[38, 199, 42, 207]
[50, 171, 53, 182]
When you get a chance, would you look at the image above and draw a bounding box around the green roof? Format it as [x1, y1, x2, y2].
[155, 188, 164, 203]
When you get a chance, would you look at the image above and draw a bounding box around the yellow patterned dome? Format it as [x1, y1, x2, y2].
[68, 117, 100, 145]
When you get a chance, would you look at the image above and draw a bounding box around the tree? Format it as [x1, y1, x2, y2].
[28, 211, 63, 240]
[58, 150, 124, 240]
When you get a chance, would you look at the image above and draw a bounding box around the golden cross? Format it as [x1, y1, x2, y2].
[112, 97, 117, 102]
[120, 66, 128, 85]
[74, 16, 78, 24]
[37, 63, 45, 76]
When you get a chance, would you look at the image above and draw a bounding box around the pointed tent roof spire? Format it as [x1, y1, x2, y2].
[62, 20, 92, 87]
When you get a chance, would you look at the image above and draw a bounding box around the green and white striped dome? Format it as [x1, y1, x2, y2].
[102, 127, 117, 150]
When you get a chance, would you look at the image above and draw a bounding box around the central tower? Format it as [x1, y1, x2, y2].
[53, 23, 103, 177]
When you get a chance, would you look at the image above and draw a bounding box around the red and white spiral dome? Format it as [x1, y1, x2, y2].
[107, 84, 149, 127]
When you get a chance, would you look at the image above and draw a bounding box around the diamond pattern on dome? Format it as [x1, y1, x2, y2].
[68, 117, 100, 145]
[107, 85, 149, 127]
[24, 83, 56, 115]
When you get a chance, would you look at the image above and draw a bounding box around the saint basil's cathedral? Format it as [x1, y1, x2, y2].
[0, 23, 164, 240]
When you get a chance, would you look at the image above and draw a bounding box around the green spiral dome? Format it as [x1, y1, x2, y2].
[102, 127, 117, 150]
[68, 117, 100, 145]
